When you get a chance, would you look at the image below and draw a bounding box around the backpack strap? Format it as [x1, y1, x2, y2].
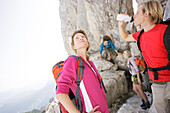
[164, 23, 170, 69]
[128, 61, 133, 72]
[70, 55, 84, 113]
[99, 76, 107, 93]
[137, 29, 144, 52]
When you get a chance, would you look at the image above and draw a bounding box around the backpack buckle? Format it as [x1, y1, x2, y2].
[76, 80, 81, 86]
[166, 62, 170, 70]
[148, 67, 159, 80]
[79, 66, 85, 69]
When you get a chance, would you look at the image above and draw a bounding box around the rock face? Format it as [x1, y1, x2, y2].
[100, 70, 128, 107]
[45, 97, 60, 113]
[163, 0, 170, 21]
[59, 0, 134, 106]
[59, 0, 134, 55]
[90, 53, 128, 107]
[117, 92, 152, 113]
[58, 0, 169, 111]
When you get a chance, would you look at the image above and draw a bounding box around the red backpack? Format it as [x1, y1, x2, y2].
[52, 55, 84, 113]
[134, 55, 146, 72]
[129, 55, 146, 72]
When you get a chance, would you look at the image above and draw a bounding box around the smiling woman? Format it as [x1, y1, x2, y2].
[0, 0, 67, 93]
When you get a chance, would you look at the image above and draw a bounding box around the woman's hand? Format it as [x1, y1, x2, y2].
[100, 57, 102, 60]
[100, 54, 103, 60]
[90, 105, 101, 113]
[117, 52, 121, 55]
[115, 50, 121, 55]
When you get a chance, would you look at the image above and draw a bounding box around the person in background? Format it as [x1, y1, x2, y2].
[118, 1, 170, 113]
[56, 29, 109, 113]
[123, 50, 150, 110]
[100, 35, 120, 60]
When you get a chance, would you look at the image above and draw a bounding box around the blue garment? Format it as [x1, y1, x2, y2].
[100, 40, 116, 54]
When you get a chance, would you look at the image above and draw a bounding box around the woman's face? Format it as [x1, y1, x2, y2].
[73, 33, 89, 51]
[104, 41, 109, 45]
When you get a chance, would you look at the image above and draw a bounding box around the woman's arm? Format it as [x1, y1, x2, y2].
[114, 50, 121, 55]
[108, 40, 121, 55]
[56, 57, 80, 113]
[57, 93, 102, 113]
[56, 93, 80, 113]
[100, 42, 104, 54]
[100, 42, 104, 60]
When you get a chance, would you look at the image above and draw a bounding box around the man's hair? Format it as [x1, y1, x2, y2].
[140, 0, 163, 24]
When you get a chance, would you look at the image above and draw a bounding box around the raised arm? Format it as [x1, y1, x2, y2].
[118, 21, 136, 42]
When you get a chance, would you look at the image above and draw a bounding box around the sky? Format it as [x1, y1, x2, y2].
[133, 0, 138, 14]
[0, 0, 138, 93]
[0, 0, 67, 93]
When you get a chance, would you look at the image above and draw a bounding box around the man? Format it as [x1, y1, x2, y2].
[118, 1, 170, 113]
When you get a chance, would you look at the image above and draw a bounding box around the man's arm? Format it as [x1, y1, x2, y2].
[118, 21, 136, 42]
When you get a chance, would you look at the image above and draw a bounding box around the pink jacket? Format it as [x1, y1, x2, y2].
[56, 56, 109, 113]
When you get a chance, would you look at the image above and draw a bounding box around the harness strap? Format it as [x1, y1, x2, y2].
[148, 62, 170, 80]
[52, 61, 64, 69]
[56, 72, 61, 80]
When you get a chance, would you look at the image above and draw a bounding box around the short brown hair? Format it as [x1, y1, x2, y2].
[103, 35, 112, 42]
[71, 29, 90, 52]
[140, 0, 163, 24]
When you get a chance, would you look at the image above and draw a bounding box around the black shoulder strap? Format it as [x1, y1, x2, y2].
[128, 60, 133, 73]
[101, 79, 107, 93]
[163, 24, 170, 70]
[164, 24, 170, 62]
[137, 29, 144, 52]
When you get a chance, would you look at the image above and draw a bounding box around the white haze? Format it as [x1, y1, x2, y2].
[0, 0, 67, 93]
[0, 0, 138, 93]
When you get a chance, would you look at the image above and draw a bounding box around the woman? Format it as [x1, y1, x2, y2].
[56, 30, 109, 113]
[100, 35, 120, 60]
[123, 50, 150, 110]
